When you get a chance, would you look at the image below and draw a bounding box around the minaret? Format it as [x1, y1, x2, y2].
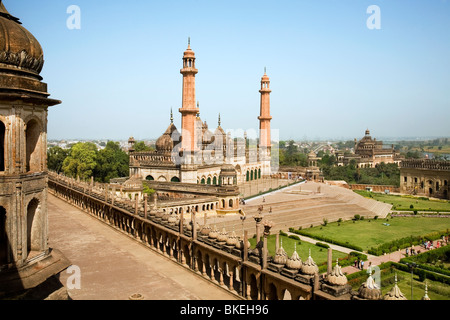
[258, 68, 272, 178]
[179, 38, 199, 152]
[258, 68, 272, 153]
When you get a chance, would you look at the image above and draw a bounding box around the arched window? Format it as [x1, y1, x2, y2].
[0, 121, 5, 172]
[146, 175, 154, 181]
[201, 178, 206, 184]
[26, 119, 41, 172]
[212, 176, 217, 185]
[171, 176, 180, 182]
[229, 199, 233, 208]
[27, 199, 41, 258]
[0, 206, 7, 265]
[221, 199, 225, 208]
[207, 177, 211, 185]
[246, 171, 249, 182]
[258, 168, 261, 179]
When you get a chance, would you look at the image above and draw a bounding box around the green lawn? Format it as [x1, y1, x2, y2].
[354, 190, 450, 212]
[249, 234, 348, 266]
[299, 216, 450, 252]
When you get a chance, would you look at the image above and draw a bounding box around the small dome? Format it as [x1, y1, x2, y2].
[357, 274, 382, 300]
[421, 283, 431, 301]
[273, 240, 288, 265]
[217, 228, 228, 242]
[285, 244, 302, 270]
[383, 274, 407, 300]
[200, 225, 211, 236]
[226, 230, 238, 246]
[327, 259, 348, 286]
[0, 3, 44, 75]
[208, 225, 219, 239]
[301, 249, 319, 275]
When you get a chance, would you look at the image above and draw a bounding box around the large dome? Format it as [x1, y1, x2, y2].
[0, 2, 44, 75]
[155, 123, 180, 152]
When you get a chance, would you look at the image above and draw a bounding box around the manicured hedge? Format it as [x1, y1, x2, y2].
[368, 230, 450, 256]
[291, 229, 364, 252]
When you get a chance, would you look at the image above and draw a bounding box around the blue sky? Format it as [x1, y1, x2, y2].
[5, 0, 450, 141]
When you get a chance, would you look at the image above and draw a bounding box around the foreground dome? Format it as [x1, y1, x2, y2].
[0, 2, 44, 75]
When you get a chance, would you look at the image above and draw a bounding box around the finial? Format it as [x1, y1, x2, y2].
[218, 113, 221, 127]
[309, 248, 311, 257]
[197, 101, 199, 108]
[188, 37, 191, 47]
[170, 108, 174, 124]
[395, 273, 398, 285]
[264, 66, 267, 74]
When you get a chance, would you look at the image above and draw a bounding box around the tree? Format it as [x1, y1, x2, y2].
[134, 141, 153, 152]
[94, 141, 129, 182]
[47, 146, 69, 173]
[62, 142, 98, 180]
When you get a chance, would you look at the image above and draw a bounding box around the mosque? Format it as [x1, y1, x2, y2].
[128, 40, 274, 186]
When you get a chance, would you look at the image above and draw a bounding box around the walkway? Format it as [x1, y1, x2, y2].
[47, 194, 238, 300]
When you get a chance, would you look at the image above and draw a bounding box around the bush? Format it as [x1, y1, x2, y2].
[410, 204, 414, 209]
[354, 214, 361, 220]
[315, 242, 330, 249]
[288, 235, 300, 241]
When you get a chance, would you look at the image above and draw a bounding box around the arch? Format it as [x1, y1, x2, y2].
[266, 283, 278, 300]
[212, 176, 217, 185]
[229, 199, 233, 208]
[246, 171, 249, 182]
[258, 168, 261, 179]
[26, 119, 42, 172]
[0, 206, 7, 265]
[221, 199, 225, 209]
[26, 198, 42, 258]
[249, 274, 259, 300]
[0, 120, 5, 172]
[171, 176, 180, 182]
[207, 177, 212, 185]
[201, 178, 206, 185]
[145, 175, 154, 181]
[250, 170, 254, 181]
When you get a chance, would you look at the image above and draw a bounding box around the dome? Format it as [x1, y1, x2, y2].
[357, 274, 382, 300]
[217, 228, 228, 242]
[383, 274, 407, 300]
[226, 230, 238, 246]
[301, 249, 319, 275]
[285, 244, 302, 270]
[155, 123, 180, 152]
[208, 225, 219, 239]
[0, 2, 44, 75]
[327, 259, 348, 286]
[273, 240, 288, 265]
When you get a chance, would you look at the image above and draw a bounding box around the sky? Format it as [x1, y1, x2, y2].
[4, 0, 450, 141]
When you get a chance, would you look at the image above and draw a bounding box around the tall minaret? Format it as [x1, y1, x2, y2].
[179, 38, 199, 152]
[258, 68, 272, 155]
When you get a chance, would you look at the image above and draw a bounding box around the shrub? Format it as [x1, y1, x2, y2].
[315, 242, 330, 249]
[354, 214, 361, 220]
[288, 235, 300, 241]
[410, 204, 414, 209]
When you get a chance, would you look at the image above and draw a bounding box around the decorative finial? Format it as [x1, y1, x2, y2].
[309, 248, 311, 257]
[218, 113, 221, 127]
[170, 108, 174, 124]
[264, 66, 267, 74]
[197, 101, 199, 108]
[188, 37, 191, 46]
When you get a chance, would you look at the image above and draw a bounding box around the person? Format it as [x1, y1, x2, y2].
[361, 260, 365, 270]
[354, 260, 358, 268]
[406, 248, 409, 256]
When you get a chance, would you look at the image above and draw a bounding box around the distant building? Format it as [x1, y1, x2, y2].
[337, 129, 402, 168]
[400, 159, 450, 199]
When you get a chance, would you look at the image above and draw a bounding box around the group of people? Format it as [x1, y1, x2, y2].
[405, 235, 449, 257]
[354, 259, 370, 270]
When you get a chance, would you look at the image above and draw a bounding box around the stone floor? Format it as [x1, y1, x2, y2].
[47, 194, 238, 300]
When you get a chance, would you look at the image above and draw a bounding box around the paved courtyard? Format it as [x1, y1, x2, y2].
[47, 194, 237, 300]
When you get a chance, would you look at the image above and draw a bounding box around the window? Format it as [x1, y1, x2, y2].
[146, 175, 154, 181]
[26, 199, 41, 258]
[26, 119, 41, 172]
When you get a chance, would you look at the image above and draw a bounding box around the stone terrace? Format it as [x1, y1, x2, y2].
[207, 181, 392, 237]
